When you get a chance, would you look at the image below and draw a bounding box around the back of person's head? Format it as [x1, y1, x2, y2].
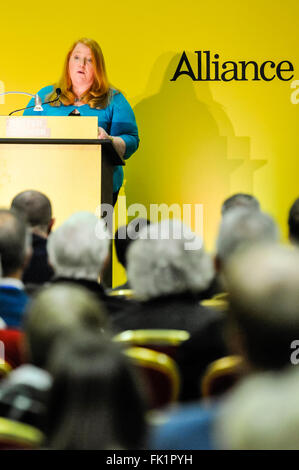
[114, 218, 151, 269]
[24, 283, 108, 369]
[47, 212, 110, 280]
[0, 208, 31, 277]
[224, 243, 299, 371]
[221, 193, 260, 216]
[216, 207, 279, 268]
[288, 198, 299, 245]
[11, 190, 53, 234]
[215, 368, 299, 449]
[45, 332, 147, 450]
[127, 219, 214, 300]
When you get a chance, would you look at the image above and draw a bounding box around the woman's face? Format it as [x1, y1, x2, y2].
[69, 43, 95, 91]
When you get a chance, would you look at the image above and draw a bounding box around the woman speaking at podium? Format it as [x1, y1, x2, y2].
[23, 38, 139, 205]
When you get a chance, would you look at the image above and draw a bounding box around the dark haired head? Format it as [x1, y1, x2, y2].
[288, 198, 299, 244]
[11, 190, 53, 234]
[114, 218, 151, 268]
[45, 333, 147, 449]
[221, 193, 260, 216]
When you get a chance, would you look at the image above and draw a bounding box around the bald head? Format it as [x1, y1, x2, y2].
[11, 190, 53, 234]
[225, 244, 299, 370]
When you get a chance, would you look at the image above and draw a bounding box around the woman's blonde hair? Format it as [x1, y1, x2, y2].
[48, 38, 117, 109]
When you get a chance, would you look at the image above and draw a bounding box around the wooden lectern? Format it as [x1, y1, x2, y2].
[0, 116, 124, 226]
[0, 115, 124, 285]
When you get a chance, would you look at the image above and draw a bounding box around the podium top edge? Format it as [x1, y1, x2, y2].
[0, 138, 111, 144]
[0, 138, 124, 165]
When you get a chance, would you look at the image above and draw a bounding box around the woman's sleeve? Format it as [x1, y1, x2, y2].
[109, 93, 139, 160]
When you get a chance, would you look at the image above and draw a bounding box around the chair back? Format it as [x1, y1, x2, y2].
[201, 355, 244, 399]
[125, 347, 180, 409]
[200, 298, 228, 312]
[0, 329, 24, 369]
[212, 292, 229, 301]
[0, 361, 12, 381]
[108, 289, 135, 299]
[0, 417, 44, 449]
[114, 329, 190, 359]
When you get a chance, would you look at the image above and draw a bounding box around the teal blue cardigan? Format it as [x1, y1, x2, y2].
[23, 86, 139, 193]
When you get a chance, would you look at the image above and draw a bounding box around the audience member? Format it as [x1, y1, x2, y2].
[216, 207, 279, 275]
[45, 332, 147, 450]
[197, 193, 261, 299]
[288, 197, 299, 245]
[151, 242, 299, 449]
[47, 211, 125, 315]
[215, 367, 299, 450]
[112, 219, 216, 335]
[221, 193, 260, 216]
[174, 208, 278, 402]
[0, 209, 31, 328]
[223, 243, 299, 370]
[113, 217, 150, 290]
[11, 190, 54, 285]
[24, 283, 108, 369]
[0, 283, 108, 430]
[176, 314, 228, 402]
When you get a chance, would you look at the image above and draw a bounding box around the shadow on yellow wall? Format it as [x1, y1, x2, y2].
[125, 52, 267, 250]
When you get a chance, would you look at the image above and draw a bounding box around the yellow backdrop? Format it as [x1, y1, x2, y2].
[0, 0, 298, 285]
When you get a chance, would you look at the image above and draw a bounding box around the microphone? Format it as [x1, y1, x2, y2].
[43, 88, 61, 106]
[0, 91, 43, 115]
[0, 88, 62, 116]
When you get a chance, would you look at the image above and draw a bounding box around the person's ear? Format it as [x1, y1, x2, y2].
[100, 252, 111, 283]
[47, 218, 55, 235]
[23, 246, 33, 270]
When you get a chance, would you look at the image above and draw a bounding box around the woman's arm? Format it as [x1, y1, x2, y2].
[108, 92, 139, 160]
[98, 127, 126, 159]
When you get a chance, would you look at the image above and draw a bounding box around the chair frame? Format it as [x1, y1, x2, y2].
[201, 355, 243, 399]
[125, 346, 180, 404]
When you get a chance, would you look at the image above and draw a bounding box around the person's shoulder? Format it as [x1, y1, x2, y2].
[109, 88, 129, 106]
[149, 402, 219, 450]
[110, 88, 122, 98]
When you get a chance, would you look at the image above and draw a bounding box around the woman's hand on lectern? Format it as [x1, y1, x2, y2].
[98, 127, 109, 139]
[98, 127, 126, 159]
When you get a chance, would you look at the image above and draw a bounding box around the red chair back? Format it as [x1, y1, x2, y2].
[125, 347, 180, 409]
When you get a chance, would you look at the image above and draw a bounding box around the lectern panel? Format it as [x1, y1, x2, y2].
[0, 143, 101, 227]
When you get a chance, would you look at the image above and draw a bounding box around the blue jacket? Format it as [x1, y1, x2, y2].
[149, 402, 219, 450]
[0, 287, 29, 329]
[23, 86, 139, 192]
